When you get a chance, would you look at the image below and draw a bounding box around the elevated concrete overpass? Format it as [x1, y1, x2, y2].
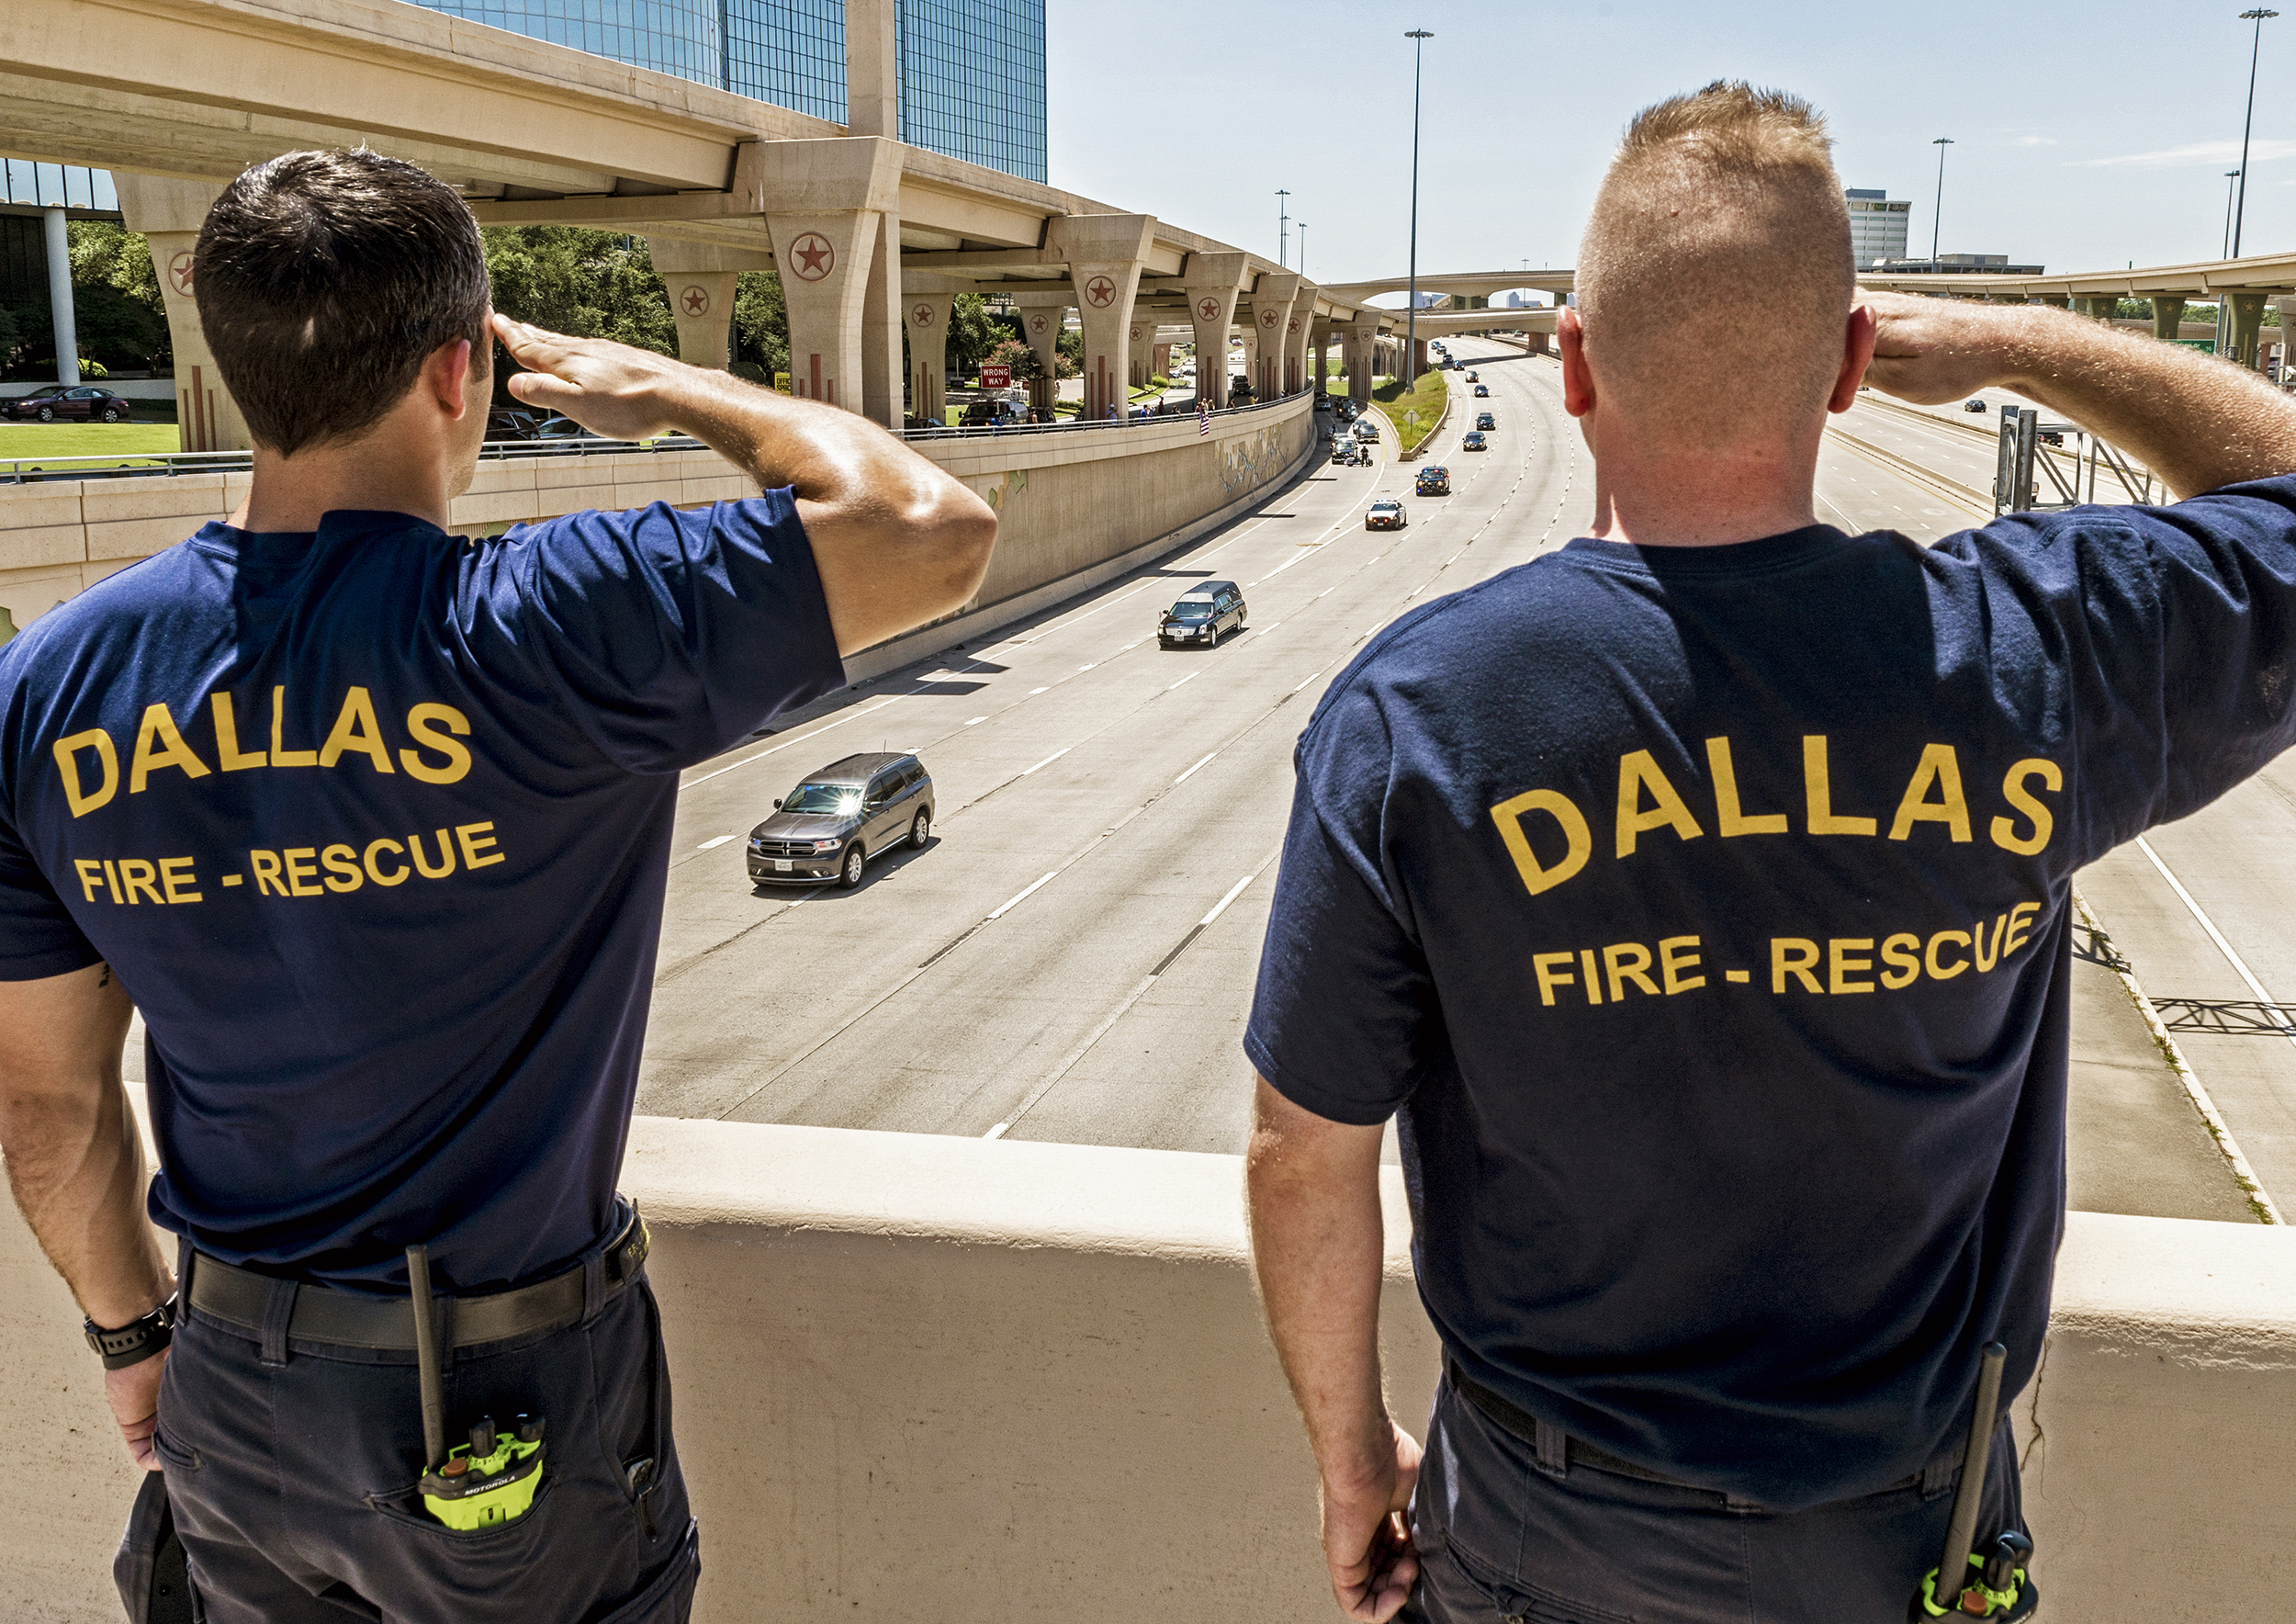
[0, 0, 1433, 440]
[1320, 268, 1575, 307]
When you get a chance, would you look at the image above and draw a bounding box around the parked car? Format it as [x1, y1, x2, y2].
[486, 407, 542, 440]
[1964, 399, 1988, 412]
[5, 384, 129, 423]
[1474, 412, 1497, 432]
[1461, 430, 1488, 451]
[1473, 384, 1491, 398]
[1367, 499, 1407, 530]
[1415, 465, 1450, 495]
[747, 753, 933, 889]
[1158, 580, 1247, 648]
[961, 397, 1030, 427]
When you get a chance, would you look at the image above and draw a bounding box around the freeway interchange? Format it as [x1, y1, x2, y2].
[639, 336, 2284, 1223]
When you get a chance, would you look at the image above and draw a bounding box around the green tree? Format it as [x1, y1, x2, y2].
[71, 283, 166, 371]
[733, 269, 788, 378]
[947, 292, 1003, 375]
[481, 227, 676, 355]
[1055, 324, 1082, 378]
[985, 335, 1041, 383]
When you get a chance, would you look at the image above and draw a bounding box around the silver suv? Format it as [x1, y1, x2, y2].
[747, 752, 933, 888]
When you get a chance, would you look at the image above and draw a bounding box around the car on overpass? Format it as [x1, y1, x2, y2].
[1159, 580, 1247, 648]
[4, 384, 130, 423]
[1461, 431, 1488, 452]
[1415, 465, 1450, 495]
[1474, 412, 1496, 432]
[1367, 499, 1407, 530]
[748, 752, 934, 891]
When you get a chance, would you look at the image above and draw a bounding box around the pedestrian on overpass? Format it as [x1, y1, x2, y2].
[0, 148, 994, 1624]
[1244, 81, 2296, 1623]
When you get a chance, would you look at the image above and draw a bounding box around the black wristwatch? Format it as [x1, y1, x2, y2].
[85, 1298, 176, 1370]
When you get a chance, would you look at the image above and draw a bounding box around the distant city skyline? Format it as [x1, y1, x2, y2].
[1048, 0, 2283, 286]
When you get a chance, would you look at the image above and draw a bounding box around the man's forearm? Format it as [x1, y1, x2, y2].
[0, 964, 170, 1328]
[1865, 295, 2296, 500]
[1246, 1083, 1395, 1486]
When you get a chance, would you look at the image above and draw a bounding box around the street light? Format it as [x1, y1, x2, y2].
[1405, 28, 1432, 388]
[1277, 188, 1291, 268]
[1930, 137, 1953, 275]
[2225, 169, 2245, 258]
[2234, 9, 2278, 257]
[1296, 222, 1309, 280]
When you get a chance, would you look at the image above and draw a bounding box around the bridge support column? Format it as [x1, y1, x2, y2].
[861, 210, 904, 429]
[1052, 213, 1155, 421]
[1246, 272, 1299, 403]
[1347, 315, 1379, 403]
[1238, 326, 1256, 404]
[1526, 330, 1550, 355]
[750, 136, 903, 412]
[1014, 294, 1067, 414]
[903, 288, 952, 426]
[2225, 291, 2269, 368]
[647, 240, 751, 371]
[1282, 289, 1316, 397]
[115, 175, 250, 453]
[1127, 313, 1154, 389]
[2079, 296, 2119, 322]
[1181, 251, 1246, 411]
[2032, 295, 2070, 309]
[2152, 297, 2187, 342]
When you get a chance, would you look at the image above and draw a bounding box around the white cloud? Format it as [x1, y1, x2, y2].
[2073, 138, 2296, 169]
[2015, 136, 2060, 147]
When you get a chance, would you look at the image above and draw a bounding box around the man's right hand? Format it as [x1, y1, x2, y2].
[494, 315, 708, 442]
[1859, 289, 2017, 406]
[1320, 1419, 1424, 1623]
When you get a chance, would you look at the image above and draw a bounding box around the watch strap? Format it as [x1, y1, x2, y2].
[85, 1298, 176, 1370]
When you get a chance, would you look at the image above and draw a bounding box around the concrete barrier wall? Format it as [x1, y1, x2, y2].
[0, 393, 1319, 653]
[3, 1118, 2290, 1621]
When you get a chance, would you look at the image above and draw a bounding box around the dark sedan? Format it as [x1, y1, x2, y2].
[1461, 431, 1489, 451]
[5, 385, 129, 423]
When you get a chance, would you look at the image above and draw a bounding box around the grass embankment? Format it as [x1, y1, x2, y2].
[0, 423, 181, 463]
[1370, 368, 1448, 457]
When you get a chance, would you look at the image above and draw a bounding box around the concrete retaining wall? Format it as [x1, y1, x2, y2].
[3, 1119, 2290, 1621]
[0, 394, 1320, 660]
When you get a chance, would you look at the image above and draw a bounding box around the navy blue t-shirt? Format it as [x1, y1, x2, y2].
[0, 498, 843, 1293]
[1245, 479, 2296, 1511]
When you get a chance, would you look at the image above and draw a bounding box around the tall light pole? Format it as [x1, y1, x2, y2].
[1405, 28, 1432, 387]
[1277, 188, 1291, 268]
[2234, 9, 2278, 257]
[2226, 169, 2245, 257]
[1930, 138, 1953, 275]
[1296, 222, 1309, 280]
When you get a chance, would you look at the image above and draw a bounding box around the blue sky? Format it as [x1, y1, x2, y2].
[1046, 0, 2288, 288]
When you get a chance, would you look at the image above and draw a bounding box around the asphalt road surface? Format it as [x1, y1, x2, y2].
[635, 336, 2274, 1224]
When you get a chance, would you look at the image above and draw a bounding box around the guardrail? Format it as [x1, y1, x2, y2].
[900, 388, 1313, 444]
[0, 434, 716, 484]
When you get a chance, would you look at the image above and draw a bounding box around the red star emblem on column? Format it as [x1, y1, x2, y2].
[1085, 276, 1116, 307]
[1030, 314, 1047, 333]
[788, 232, 836, 281]
[1198, 297, 1220, 321]
[680, 285, 710, 316]
[911, 303, 935, 327]
[167, 252, 194, 295]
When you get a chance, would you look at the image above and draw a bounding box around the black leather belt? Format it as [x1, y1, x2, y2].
[186, 1211, 649, 1352]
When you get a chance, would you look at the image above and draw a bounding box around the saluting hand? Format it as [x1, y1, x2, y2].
[1859, 288, 2015, 407]
[492, 313, 721, 444]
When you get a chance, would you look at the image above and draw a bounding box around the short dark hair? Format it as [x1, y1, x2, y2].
[194, 150, 490, 457]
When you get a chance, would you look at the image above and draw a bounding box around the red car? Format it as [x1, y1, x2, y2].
[5, 385, 130, 423]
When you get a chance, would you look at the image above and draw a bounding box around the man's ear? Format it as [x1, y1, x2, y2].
[1558, 307, 1595, 418]
[426, 337, 478, 422]
[1828, 304, 1879, 414]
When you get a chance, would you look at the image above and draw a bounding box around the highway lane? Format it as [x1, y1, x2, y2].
[635, 336, 1581, 1150]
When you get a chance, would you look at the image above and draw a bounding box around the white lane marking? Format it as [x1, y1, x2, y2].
[984, 1122, 1011, 1140]
[1020, 746, 1072, 775]
[1030, 686, 1049, 694]
[1078, 662, 1096, 671]
[985, 973, 1158, 1139]
[682, 696, 902, 788]
[1201, 872, 1257, 927]
[1167, 670, 1202, 692]
[1257, 621, 1280, 636]
[965, 715, 987, 726]
[2134, 836, 2296, 1059]
[1175, 750, 1218, 784]
[987, 871, 1059, 919]
[696, 835, 736, 851]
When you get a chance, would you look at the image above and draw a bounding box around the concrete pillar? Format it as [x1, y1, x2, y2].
[1181, 250, 1247, 410]
[2079, 296, 2120, 321]
[114, 175, 249, 453]
[2273, 299, 2296, 378]
[1153, 340, 1171, 381]
[1050, 214, 1155, 421]
[903, 287, 953, 426]
[1014, 293, 1067, 413]
[42, 207, 76, 387]
[1127, 314, 1154, 389]
[861, 209, 903, 429]
[2032, 295, 2071, 309]
[645, 242, 740, 370]
[2153, 297, 2188, 343]
[1282, 288, 1316, 397]
[2225, 291, 2268, 368]
[845, 0, 897, 139]
[1246, 271, 1299, 404]
[1347, 314, 1379, 403]
[1526, 330, 1550, 355]
[748, 137, 903, 411]
[1238, 326, 1256, 403]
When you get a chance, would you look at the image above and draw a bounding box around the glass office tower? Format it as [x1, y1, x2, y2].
[419, 0, 1047, 183]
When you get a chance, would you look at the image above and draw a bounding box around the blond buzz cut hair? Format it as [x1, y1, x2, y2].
[1577, 83, 1854, 450]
